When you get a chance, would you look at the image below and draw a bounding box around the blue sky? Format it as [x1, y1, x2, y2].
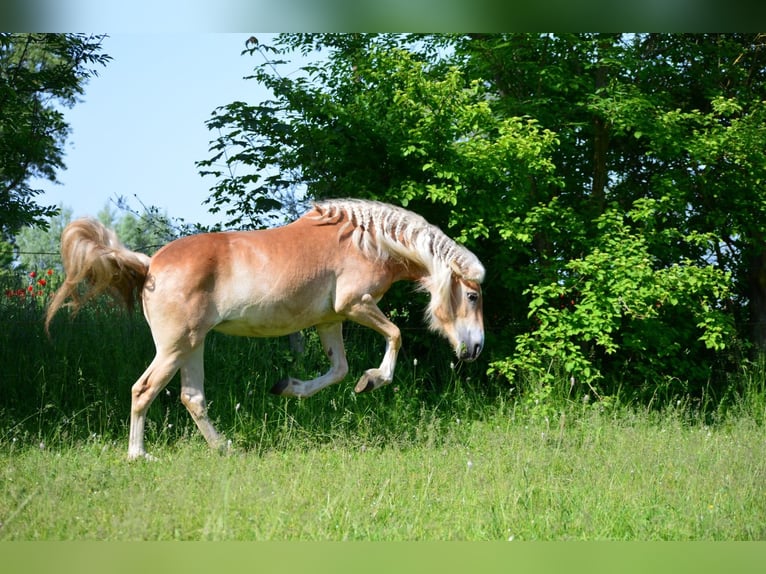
[37, 33, 284, 227]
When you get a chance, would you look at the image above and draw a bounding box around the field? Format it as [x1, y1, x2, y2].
[2, 408, 765, 541]
[1, 284, 765, 541]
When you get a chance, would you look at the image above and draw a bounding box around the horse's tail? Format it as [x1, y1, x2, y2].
[45, 218, 152, 334]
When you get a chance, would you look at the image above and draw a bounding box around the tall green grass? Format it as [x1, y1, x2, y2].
[1, 282, 765, 540]
[2, 406, 764, 540]
[0, 281, 497, 452]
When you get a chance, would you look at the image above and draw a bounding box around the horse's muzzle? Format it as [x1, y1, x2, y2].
[458, 341, 483, 362]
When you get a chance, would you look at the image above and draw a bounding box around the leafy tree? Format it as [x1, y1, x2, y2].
[0, 33, 110, 237]
[0, 238, 14, 281]
[199, 33, 766, 401]
[454, 33, 765, 396]
[112, 209, 178, 255]
[109, 195, 199, 251]
[14, 201, 180, 277]
[15, 205, 72, 272]
[198, 33, 561, 345]
[493, 201, 733, 400]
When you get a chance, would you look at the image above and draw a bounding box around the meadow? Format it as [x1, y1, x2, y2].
[1, 275, 765, 540]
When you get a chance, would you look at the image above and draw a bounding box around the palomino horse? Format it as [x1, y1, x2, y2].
[46, 199, 485, 460]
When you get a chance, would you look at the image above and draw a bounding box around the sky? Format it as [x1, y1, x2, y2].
[35, 33, 287, 227]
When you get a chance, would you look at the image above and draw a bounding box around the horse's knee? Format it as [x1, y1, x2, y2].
[131, 378, 157, 413]
[389, 329, 402, 350]
[334, 356, 350, 380]
[131, 378, 149, 402]
[180, 389, 207, 418]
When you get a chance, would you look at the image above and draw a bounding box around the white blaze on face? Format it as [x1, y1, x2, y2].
[442, 277, 484, 361]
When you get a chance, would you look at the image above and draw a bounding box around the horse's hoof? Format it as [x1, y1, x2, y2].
[355, 376, 376, 393]
[215, 439, 235, 456]
[355, 369, 390, 393]
[127, 451, 157, 462]
[270, 378, 291, 395]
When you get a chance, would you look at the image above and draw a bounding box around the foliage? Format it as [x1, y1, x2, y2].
[198, 33, 563, 358]
[14, 206, 72, 272]
[492, 200, 734, 398]
[0, 33, 110, 237]
[198, 33, 766, 403]
[101, 197, 192, 255]
[0, 238, 14, 280]
[10, 200, 192, 277]
[198, 36, 561, 232]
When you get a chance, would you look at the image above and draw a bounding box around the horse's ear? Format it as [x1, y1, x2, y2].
[451, 259, 485, 284]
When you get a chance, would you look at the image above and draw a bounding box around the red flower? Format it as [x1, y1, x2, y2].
[37, 278, 47, 287]
[27, 285, 34, 293]
[29, 271, 37, 278]
[46, 269, 54, 276]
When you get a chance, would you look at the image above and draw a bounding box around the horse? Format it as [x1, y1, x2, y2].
[45, 199, 485, 460]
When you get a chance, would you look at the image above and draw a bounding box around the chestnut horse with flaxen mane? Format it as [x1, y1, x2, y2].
[46, 199, 485, 460]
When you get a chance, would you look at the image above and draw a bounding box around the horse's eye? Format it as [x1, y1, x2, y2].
[467, 292, 479, 303]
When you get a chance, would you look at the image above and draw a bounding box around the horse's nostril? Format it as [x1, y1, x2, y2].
[458, 342, 483, 361]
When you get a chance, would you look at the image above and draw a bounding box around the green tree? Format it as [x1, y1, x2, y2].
[112, 209, 176, 255]
[0, 33, 110, 237]
[455, 33, 764, 395]
[15, 202, 180, 278]
[198, 34, 561, 360]
[199, 33, 766, 401]
[0, 238, 14, 281]
[15, 205, 72, 272]
[109, 196, 195, 253]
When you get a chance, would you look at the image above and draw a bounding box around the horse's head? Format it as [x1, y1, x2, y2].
[426, 269, 485, 362]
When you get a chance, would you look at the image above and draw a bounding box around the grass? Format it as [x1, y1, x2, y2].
[1, 278, 765, 540]
[1, 405, 765, 540]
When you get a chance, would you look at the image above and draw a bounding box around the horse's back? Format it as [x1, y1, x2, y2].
[142, 221, 349, 339]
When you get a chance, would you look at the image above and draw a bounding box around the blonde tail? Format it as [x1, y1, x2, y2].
[45, 218, 151, 334]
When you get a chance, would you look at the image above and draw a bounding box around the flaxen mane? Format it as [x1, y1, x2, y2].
[311, 199, 485, 335]
[311, 199, 485, 283]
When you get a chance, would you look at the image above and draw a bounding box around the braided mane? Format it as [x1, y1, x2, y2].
[310, 199, 485, 283]
[310, 199, 485, 335]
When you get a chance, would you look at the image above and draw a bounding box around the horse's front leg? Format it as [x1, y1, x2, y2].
[343, 293, 402, 393]
[270, 322, 349, 398]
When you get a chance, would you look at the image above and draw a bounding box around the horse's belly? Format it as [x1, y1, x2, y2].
[212, 298, 339, 338]
[212, 319, 295, 338]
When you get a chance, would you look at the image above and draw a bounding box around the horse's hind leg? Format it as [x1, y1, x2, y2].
[179, 344, 225, 452]
[271, 322, 349, 398]
[128, 352, 182, 460]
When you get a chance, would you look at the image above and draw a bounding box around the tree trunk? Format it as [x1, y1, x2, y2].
[592, 114, 609, 213]
[591, 49, 610, 214]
